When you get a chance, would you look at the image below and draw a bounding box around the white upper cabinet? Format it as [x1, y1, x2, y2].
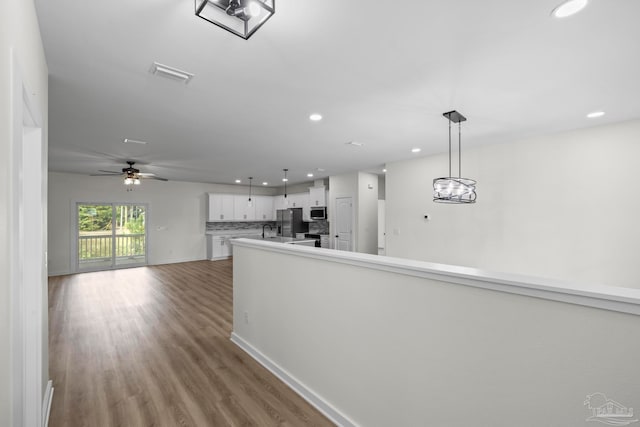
[234, 195, 256, 221]
[207, 193, 235, 221]
[288, 192, 308, 209]
[309, 186, 326, 207]
[274, 195, 286, 212]
[255, 196, 274, 221]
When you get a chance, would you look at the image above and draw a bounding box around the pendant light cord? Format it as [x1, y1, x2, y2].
[448, 117, 452, 178]
[458, 121, 462, 179]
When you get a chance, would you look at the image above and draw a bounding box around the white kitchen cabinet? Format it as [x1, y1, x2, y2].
[255, 196, 274, 221]
[207, 193, 234, 221]
[288, 192, 308, 209]
[234, 195, 256, 221]
[274, 195, 286, 212]
[207, 235, 230, 260]
[309, 186, 326, 207]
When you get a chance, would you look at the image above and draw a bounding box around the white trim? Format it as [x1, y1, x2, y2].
[42, 381, 53, 427]
[230, 333, 357, 427]
[11, 47, 46, 427]
[231, 238, 640, 316]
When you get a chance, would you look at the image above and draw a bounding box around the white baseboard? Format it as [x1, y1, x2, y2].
[230, 332, 357, 427]
[42, 380, 53, 427]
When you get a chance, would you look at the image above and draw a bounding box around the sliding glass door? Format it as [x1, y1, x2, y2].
[77, 203, 148, 271]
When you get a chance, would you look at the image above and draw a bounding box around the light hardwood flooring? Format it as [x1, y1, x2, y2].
[48, 260, 334, 427]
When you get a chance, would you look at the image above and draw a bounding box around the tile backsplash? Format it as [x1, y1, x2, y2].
[206, 219, 329, 234]
[206, 221, 276, 231]
[308, 220, 329, 234]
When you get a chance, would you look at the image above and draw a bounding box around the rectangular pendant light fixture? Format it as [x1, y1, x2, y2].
[195, 0, 275, 40]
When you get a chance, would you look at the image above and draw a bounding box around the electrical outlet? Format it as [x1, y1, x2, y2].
[244, 311, 249, 324]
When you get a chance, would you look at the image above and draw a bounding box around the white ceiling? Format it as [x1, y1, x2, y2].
[36, 0, 640, 186]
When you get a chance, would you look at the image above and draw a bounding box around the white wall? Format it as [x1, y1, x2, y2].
[386, 119, 640, 289]
[48, 172, 276, 275]
[357, 172, 378, 254]
[232, 243, 640, 426]
[0, 0, 49, 423]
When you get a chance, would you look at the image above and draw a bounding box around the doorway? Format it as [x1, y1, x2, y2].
[10, 51, 49, 426]
[76, 203, 148, 271]
[335, 197, 353, 251]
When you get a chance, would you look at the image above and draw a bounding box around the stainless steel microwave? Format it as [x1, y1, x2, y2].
[309, 206, 326, 220]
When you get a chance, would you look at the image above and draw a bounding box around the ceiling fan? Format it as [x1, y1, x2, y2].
[91, 161, 168, 186]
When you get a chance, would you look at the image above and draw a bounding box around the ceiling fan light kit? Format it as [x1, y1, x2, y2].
[433, 110, 477, 204]
[195, 0, 275, 40]
[91, 161, 168, 189]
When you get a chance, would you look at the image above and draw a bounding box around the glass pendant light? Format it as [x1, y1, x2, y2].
[247, 177, 253, 207]
[282, 168, 289, 206]
[433, 110, 477, 204]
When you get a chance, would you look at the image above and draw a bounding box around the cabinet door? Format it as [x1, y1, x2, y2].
[289, 192, 308, 208]
[222, 238, 232, 257]
[309, 186, 326, 207]
[274, 195, 285, 211]
[210, 237, 225, 259]
[256, 196, 274, 221]
[208, 194, 235, 221]
[234, 195, 256, 221]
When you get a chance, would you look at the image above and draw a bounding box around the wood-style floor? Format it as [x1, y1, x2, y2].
[48, 260, 334, 427]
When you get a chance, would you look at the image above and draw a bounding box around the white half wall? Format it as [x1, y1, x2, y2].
[232, 240, 640, 427]
[47, 172, 276, 275]
[386, 119, 640, 289]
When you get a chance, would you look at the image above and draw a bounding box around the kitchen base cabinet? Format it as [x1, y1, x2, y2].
[207, 235, 232, 260]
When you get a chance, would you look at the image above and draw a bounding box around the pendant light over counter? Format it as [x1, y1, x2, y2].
[282, 168, 289, 206]
[247, 177, 253, 207]
[433, 110, 477, 204]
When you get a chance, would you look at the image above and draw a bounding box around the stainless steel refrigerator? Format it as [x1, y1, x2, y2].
[276, 208, 308, 237]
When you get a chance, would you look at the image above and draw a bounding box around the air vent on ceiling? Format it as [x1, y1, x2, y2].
[150, 62, 194, 84]
[123, 138, 149, 145]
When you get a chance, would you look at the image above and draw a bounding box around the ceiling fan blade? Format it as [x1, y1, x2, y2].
[137, 172, 156, 177]
[97, 170, 122, 174]
[143, 176, 169, 181]
[90, 173, 122, 176]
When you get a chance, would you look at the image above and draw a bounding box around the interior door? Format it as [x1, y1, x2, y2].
[335, 197, 353, 251]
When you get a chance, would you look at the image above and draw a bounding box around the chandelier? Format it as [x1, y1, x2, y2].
[195, 0, 275, 40]
[433, 110, 477, 204]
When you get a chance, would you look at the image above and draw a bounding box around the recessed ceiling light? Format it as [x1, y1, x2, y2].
[282, 178, 288, 182]
[262, 182, 268, 185]
[411, 148, 421, 153]
[587, 111, 605, 118]
[123, 138, 149, 145]
[309, 113, 323, 121]
[551, 0, 588, 18]
[316, 168, 325, 172]
[382, 169, 387, 173]
[235, 179, 241, 183]
[307, 173, 314, 177]
[150, 62, 194, 84]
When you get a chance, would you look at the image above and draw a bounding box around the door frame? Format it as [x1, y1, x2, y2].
[10, 49, 51, 427]
[73, 202, 150, 273]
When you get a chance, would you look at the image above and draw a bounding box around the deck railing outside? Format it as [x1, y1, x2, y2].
[78, 233, 146, 263]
